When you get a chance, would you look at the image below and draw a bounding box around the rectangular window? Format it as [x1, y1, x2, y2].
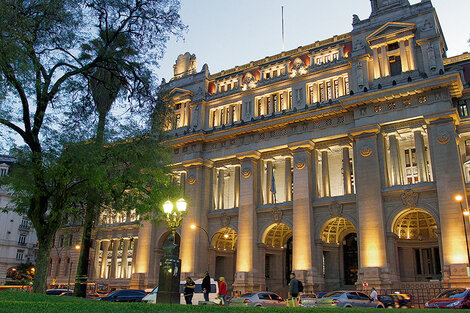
[16, 249, 24, 260]
[233, 81, 238, 89]
[265, 72, 270, 79]
[273, 94, 278, 112]
[309, 85, 315, 104]
[220, 85, 225, 92]
[18, 234, 26, 245]
[326, 81, 332, 100]
[0, 167, 8, 177]
[389, 55, 402, 76]
[404, 148, 418, 184]
[319, 83, 325, 102]
[175, 114, 181, 129]
[458, 101, 469, 117]
[334, 79, 339, 99]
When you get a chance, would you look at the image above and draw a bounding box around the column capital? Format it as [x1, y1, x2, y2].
[349, 124, 381, 138]
[288, 140, 314, 151]
[424, 109, 460, 125]
[181, 159, 213, 168]
[236, 151, 261, 160]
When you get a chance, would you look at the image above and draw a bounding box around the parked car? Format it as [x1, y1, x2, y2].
[299, 293, 317, 307]
[377, 295, 399, 308]
[99, 289, 147, 302]
[142, 278, 219, 305]
[425, 288, 470, 309]
[390, 293, 412, 308]
[230, 292, 285, 307]
[46, 289, 68, 295]
[316, 291, 385, 308]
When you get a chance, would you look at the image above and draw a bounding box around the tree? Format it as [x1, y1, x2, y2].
[0, 0, 185, 293]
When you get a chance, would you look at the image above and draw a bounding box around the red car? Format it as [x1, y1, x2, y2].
[425, 288, 470, 309]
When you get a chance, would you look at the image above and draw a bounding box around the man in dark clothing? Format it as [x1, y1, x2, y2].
[288, 272, 299, 298]
[184, 277, 196, 305]
[201, 271, 211, 302]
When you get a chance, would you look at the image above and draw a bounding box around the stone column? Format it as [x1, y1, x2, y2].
[414, 130, 429, 183]
[121, 239, 130, 279]
[217, 168, 225, 210]
[352, 128, 393, 288]
[100, 240, 110, 279]
[227, 106, 233, 124]
[130, 238, 138, 275]
[380, 45, 390, 77]
[285, 157, 292, 202]
[342, 147, 352, 195]
[338, 77, 345, 97]
[185, 102, 190, 126]
[372, 47, 381, 79]
[266, 160, 273, 204]
[93, 240, 101, 279]
[407, 39, 416, 71]
[110, 239, 119, 279]
[388, 135, 403, 186]
[321, 151, 331, 197]
[130, 220, 153, 289]
[290, 142, 321, 291]
[234, 166, 240, 208]
[399, 40, 410, 72]
[235, 103, 240, 122]
[234, 153, 264, 293]
[180, 163, 212, 278]
[426, 116, 469, 286]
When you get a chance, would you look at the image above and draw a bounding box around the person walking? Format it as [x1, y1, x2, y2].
[202, 271, 211, 302]
[184, 276, 196, 305]
[218, 277, 227, 305]
[370, 287, 378, 301]
[288, 272, 299, 307]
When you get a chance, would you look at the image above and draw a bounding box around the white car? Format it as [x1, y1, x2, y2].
[142, 277, 219, 305]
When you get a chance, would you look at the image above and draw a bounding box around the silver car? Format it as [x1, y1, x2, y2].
[230, 292, 286, 307]
[316, 291, 385, 308]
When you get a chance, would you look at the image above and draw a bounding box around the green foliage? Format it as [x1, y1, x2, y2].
[0, 0, 185, 293]
[0, 291, 455, 313]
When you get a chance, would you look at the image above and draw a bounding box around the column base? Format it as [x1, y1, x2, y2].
[293, 269, 324, 293]
[356, 267, 395, 290]
[232, 272, 265, 294]
[442, 264, 470, 288]
[129, 273, 147, 290]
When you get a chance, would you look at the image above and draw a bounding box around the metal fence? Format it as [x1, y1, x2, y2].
[374, 282, 444, 309]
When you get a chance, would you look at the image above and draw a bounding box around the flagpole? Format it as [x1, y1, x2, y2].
[281, 6, 285, 51]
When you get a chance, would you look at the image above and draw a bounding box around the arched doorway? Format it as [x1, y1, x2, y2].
[262, 223, 293, 293]
[212, 227, 237, 293]
[392, 208, 440, 281]
[320, 217, 357, 289]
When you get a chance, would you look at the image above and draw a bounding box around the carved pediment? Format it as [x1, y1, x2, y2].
[367, 22, 416, 47]
[166, 88, 194, 102]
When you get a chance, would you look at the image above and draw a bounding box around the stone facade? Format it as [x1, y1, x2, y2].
[49, 0, 470, 295]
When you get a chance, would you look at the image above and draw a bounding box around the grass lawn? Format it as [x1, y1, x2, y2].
[0, 291, 462, 312]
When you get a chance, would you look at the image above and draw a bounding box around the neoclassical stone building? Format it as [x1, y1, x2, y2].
[49, 0, 470, 295]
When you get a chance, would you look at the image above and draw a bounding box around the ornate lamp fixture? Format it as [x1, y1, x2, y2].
[163, 198, 187, 235]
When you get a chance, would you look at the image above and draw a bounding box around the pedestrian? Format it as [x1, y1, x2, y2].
[288, 272, 299, 307]
[370, 287, 378, 301]
[184, 276, 196, 305]
[202, 271, 211, 302]
[218, 277, 227, 305]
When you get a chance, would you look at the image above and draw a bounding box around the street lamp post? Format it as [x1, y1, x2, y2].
[456, 195, 470, 275]
[67, 244, 80, 293]
[190, 224, 211, 274]
[157, 198, 187, 304]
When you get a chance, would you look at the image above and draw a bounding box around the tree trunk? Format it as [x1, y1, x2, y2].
[33, 229, 54, 293]
[73, 204, 97, 297]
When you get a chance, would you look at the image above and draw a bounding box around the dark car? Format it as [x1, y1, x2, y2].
[99, 289, 147, 302]
[425, 288, 470, 309]
[390, 293, 412, 308]
[46, 289, 68, 295]
[378, 295, 399, 308]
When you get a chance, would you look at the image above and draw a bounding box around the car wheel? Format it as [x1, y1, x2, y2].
[344, 304, 353, 308]
[255, 304, 262, 307]
[376, 305, 384, 308]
